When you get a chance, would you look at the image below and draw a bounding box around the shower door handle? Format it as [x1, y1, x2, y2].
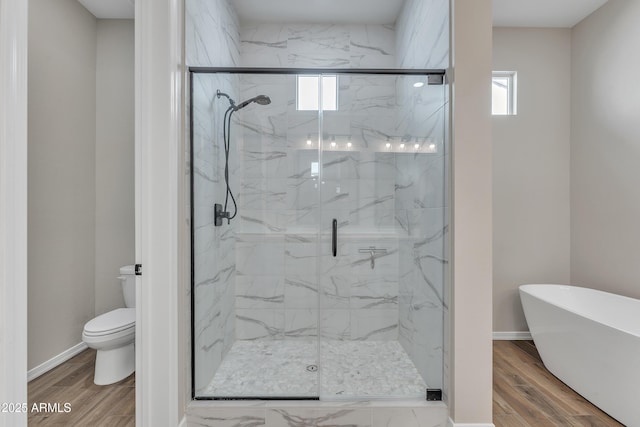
[332, 219, 337, 257]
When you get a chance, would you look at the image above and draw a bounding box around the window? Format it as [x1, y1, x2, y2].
[492, 71, 517, 115]
[296, 75, 338, 111]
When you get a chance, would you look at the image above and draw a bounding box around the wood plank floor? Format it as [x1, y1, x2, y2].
[28, 349, 135, 426]
[27, 341, 623, 426]
[494, 340, 624, 427]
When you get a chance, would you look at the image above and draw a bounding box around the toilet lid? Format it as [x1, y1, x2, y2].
[84, 308, 135, 336]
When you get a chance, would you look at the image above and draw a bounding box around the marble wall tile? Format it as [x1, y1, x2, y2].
[348, 84, 397, 116]
[284, 233, 315, 244]
[415, 247, 445, 303]
[288, 25, 350, 55]
[240, 24, 288, 54]
[284, 308, 318, 339]
[187, 407, 266, 427]
[266, 408, 372, 427]
[288, 178, 321, 212]
[392, 88, 447, 383]
[348, 179, 396, 229]
[236, 308, 284, 340]
[186, 0, 240, 66]
[235, 115, 288, 150]
[395, 153, 446, 212]
[187, 404, 448, 427]
[235, 237, 284, 276]
[320, 180, 356, 211]
[398, 292, 444, 385]
[237, 210, 288, 233]
[266, 408, 316, 427]
[395, 0, 449, 69]
[284, 277, 318, 309]
[351, 276, 398, 310]
[192, 72, 240, 392]
[358, 152, 396, 180]
[351, 309, 398, 340]
[235, 276, 285, 309]
[238, 148, 289, 180]
[397, 211, 446, 389]
[317, 240, 352, 277]
[240, 23, 396, 70]
[411, 209, 446, 290]
[286, 152, 319, 185]
[193, 289, 224, 390]
[371, 406, 448, 427]
[321, 309, 350, 340]
[241, 53, 289, 68]
[320, 275, 350, 309]
[289, 53, 352, 69]
[349, 25, 396, 68]
[284, 241, 318, 277]
[279, 209, 320, 231]
[412, 306, 444, 388]
[238, 178, 289, 211]
[320, 152, 360, 180]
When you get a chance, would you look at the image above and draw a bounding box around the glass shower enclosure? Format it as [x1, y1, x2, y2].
[190, 68, 447, 400]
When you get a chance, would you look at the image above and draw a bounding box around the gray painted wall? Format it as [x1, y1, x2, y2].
[28, 1, 134, 369]
[493, 1, 640, 333]
[571, 1, 640, 298]
[28, 0, 97, 369]
[492, 28, 572, 333]
[95, 20, 135, 315]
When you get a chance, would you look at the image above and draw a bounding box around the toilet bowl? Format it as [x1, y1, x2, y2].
[82, 265, 136, 385]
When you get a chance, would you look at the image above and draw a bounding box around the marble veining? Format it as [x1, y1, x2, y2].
[395, 0, 449, 69]
[192, 72, 239, 393]
[240, 23, 396, 69]
[187, 404, 449, 427]
[186, 0, 240, 67]
[204, 340, 426, 398]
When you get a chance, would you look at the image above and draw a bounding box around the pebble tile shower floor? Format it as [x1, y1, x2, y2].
[204, 340, 427, 398]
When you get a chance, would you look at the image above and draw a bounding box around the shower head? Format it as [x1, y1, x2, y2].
[216, 90, 271, 111]
[253, 95, 272, 105]
[233, 95, 271, 111]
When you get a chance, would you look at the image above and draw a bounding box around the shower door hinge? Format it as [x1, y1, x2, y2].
[135, 264, 143, 276]
[426, 389, 442, 401]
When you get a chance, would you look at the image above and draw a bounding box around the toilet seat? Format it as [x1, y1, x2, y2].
[83, 308, 135, 337]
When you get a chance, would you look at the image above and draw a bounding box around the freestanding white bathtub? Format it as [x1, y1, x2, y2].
[520, 284, 640, 427]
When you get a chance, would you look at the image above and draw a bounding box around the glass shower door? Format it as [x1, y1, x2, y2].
[317, 73, 446, 400]
[192, 72, 322, 399]
[191, 70, 446, 401]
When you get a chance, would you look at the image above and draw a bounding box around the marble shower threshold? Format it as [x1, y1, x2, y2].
[202, 340, 427, 399]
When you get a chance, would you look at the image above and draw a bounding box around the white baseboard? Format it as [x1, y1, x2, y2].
[178, 416, 187, 427]
[448, 419, 495, 427]
[27, 342, 88, 382]
[492, 331, 532, 340]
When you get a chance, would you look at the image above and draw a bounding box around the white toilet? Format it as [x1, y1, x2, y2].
[82, 265, 136, 385]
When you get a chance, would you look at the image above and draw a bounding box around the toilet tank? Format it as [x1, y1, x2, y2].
[119, 265, 136, 308]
